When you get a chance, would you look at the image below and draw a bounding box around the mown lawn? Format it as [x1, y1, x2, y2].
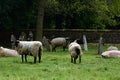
[0, 44, 120, 80]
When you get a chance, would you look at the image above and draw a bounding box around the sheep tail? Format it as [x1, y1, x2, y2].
[75, 48, 80, 55]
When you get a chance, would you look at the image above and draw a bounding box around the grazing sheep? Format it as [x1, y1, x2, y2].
[0, 47, 19, 57]
[107, 46, 118, 51]
[15, 41, 42, 63]
[50, 37, 70, 51]
[68, 40, 83, 64]
[101, 50, 120, 58]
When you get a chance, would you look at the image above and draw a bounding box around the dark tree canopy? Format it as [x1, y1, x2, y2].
[0, 0, 37, 30]
[0, 0, 120, 30]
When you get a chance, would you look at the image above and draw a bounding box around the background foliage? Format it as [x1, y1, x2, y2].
[0, 0, 120, 30]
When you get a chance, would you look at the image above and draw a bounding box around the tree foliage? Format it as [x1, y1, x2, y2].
[0, 0, 120, 30]
[0, 0, 37, 30]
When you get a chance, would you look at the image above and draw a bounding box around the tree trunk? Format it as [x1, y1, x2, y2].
[36, 0, 45, 41]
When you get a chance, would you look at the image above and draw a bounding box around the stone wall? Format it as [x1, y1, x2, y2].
[0, 29, 120, 47]
[43, 29, 120, 43]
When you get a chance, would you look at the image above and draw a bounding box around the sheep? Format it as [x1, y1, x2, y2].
[50, 37, 70, 51]
[107, 46, 118, 51]
[0, 46, 19, 57]
[15, 41, 42, 63]
[68, 40, 83, 64]
[101, 50, 120, 58]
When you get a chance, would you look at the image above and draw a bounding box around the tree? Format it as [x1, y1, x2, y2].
[106, 0, 120, 29]
[36, 0, 45, 41]
[1, 0, 120, 30]
[0, 0, 37, 30]
[44, 0, 120, 29]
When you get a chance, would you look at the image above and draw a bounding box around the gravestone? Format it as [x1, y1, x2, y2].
[83, 35, 88, 51]
[98, 36, 103, 55]
[42, 36, 51, 51]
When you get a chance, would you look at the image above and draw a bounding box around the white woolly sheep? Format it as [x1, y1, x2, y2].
[107, 46, 118, 51]
[68, 40, 83, 64]
[15, 41, 42, 63]
[50, 37, 70, 51]
[0, 47, 19, 57]
[101, 50, 120, 58]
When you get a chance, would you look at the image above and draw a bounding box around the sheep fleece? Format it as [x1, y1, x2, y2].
[69, 42, 82, 57]
[101, 50, 120, 58]
[51, 38, 66, 46]
[17, 41, 42, 57]
[0, 47, 19, 57]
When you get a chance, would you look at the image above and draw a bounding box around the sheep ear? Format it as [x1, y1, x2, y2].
[65, 37, 70, 41]
[0, 47, 3, 50]
[15, 40, 20, 47]
[75, 39, 83, 44]
[16, 40, 19, 42]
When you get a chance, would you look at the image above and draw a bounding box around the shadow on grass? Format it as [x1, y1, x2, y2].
[13, 60, 43, 64]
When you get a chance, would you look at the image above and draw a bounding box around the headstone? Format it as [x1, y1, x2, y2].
[28, 31, 33, 41]
[42, 36, 51, 51]
[11, 34, 16, 49]
[83, 35, 88, 51]
[19, 32, 27, 41]
[98, 36, 103, 55]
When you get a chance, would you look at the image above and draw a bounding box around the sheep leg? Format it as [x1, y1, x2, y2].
[25, 54, 27, 62]
[38, 52, 41, 63]
[34, 57, 37, 63]
[74, 56, 78, 64]
[52, 46, 56, 52]
[38, 55, 41, 63]
[79, 55, 81, 63]
[38, 49, 42, 63]
[71, 56, 73, 63]
[63, 46, 66, 51]
[21, 54, 24, 63]
[74, 58, 76, 64]
[38, 47, 42, 63]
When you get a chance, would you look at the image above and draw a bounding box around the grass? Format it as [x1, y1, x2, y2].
[0, 43, 120, 80]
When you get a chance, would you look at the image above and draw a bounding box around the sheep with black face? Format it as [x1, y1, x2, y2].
[68, 40, 83, 64]
[15, 41, 42, 63]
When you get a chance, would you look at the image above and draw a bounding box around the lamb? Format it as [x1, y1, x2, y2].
[101, 50, 120, 58]
[68, 40, 83, 64]
[15, 41, 42, 63]
[0, 46, 19, 57]
[50, 37, 70, 51]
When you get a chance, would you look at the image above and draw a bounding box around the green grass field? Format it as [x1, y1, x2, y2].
[0, 44, 120, 80]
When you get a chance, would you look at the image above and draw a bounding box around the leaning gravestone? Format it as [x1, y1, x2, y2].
[83, 34, 88, 51]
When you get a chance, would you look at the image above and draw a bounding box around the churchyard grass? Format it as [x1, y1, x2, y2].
[0, 43, 120, 80]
